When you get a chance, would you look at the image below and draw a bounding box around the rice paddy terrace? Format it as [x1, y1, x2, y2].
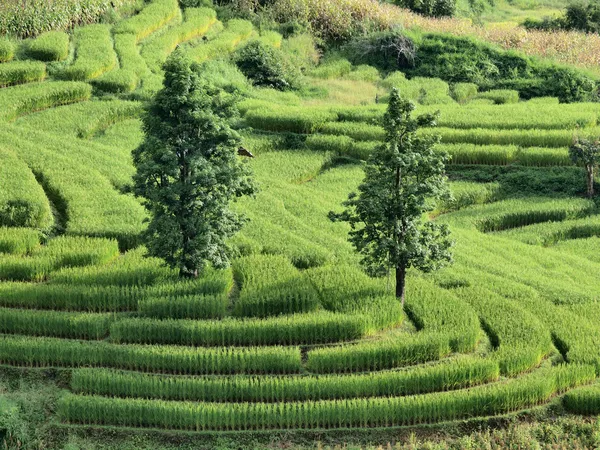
[1, 0, 600, 442]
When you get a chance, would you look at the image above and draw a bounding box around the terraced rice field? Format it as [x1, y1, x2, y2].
[1, 0, 600, 441]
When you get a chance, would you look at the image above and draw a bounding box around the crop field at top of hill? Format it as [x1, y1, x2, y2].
[2, 0, 600, 449]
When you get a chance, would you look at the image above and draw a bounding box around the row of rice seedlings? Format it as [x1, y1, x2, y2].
[146, 265, 232, 297]
[0, 129, 146, 251]
[0, 283, 141, 312]
[404, 277, 481, 354]
[0, 335, 302, 375]
[232, 255, 320, 317]
[58, 365, 595, 430]
[0, 81, 91, 121]
[59, 25, 116, 81]
[110, 311, 366, 347]
[0, 39, 14, 62]
[71, 356, 499, 402]
[443, 197, 596, 232]
[554, 236, 600, 264]
[0, 147, 53, 229]
[186, 19, 255, 64]
[0, 61, 46, 87]
[474, 89, 519, 104]
[433, 127, 595, 148]
[139, 294, 229, 320]
[306, 332, 451, 374]
[305, 134, 377, 160]
[0, 308, 113, 340]
[141, 7, 217, 74]
[497, 214, 600, 246]
[25, 31, 70, 62]
[450, 286, 553, 376]
[15, 100, 143, 139]
[321, 121, 385, 142]
[436, 182, 500, 214]
[563, 383, 600, 414]
[114, 0, 181, 43]
[0, 228, 41, 256]
[245, 107, 336, 134]
[0, 236, 119, 281]
[49, 247, 173, 286]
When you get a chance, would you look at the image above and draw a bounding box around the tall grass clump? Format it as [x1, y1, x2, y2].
[0, 228, 41, 256]
[475, 90, 519, 104]
[0, 147, 53, 229]
[0, 39, 14, 62]
[59, 25, 116, 80]
[58, 365, 595, 430]
[114, 0, 180, 42]
[25, 31, 70, 61]
[110, 312, 366, 346]
[0, 61, 46, 87]
[232, 255, 320, 318]
[0, 81, 92, 121]
[0, 335, 303, 374]
[71, 357, 499, 402]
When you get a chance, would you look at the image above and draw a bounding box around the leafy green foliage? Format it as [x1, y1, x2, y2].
[234, 40, 300, 90]
[25, 31, 70, 62]
[569, 137, 600, 197]
[330, 89, 452, 302]
[133, 51, 256, 277]
[393, 0, 456, 17]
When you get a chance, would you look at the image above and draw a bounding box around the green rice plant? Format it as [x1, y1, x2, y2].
[308, 56, 352, 79]
[404, 277, 481, 353]
[305, 134, 379, 160]
[554, 236, 600, 263]
[245, 106, 335, 134]
[0, 283, 142, 312]
[445, 197, 596, 232]
[232, 254, 320, 318]
[306, 332, 450, 374]
[114, 0, 181, 42]
[185, 19, 254, 64]
[59, 365, 594, 430]
[59, 25, 116, 80]
[0, 39, 14, 62]
[0, 308, 113, 340]
[343, 65, 380, 82]
[563, 383, 600, 414]
[0, 61, 46, 87]
[474, 89, 519, 104]
[515, 147, 571, 166]
[436, 182, 500, 213]
[141, 7, 217, 74]
[440, 143, 518, 165]
[146, 265, 233, 297]
[0, 334, 302, 374]
[258, 30, 283, 48]
[332, 105, 385, 124]
[25, 31, 70, 61]
[50, 247, 173, 286]
[111, 311, 367, 346]
[139, 294, 228, 320]
[0, 81, 91, 121]
[0, 236, 119, 281]
[497, 214, 600, 246]
[450, 286, 553, 376]
[451, 82, 478, 103]
[321, 121, 385, 141]
[15, 100, 143, 139]
[71, 356, 499, 402]
[380, 73, 454, 105]
[526, 97, 560, 104]
[0, 147, 53, 229]
[0, 129, 146, 250]
[430, 127, 584, 148]
[0, 228, 40, 255]
[93, 33, 150, 93]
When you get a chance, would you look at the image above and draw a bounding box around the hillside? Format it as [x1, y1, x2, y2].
[1, 0, 600, 448]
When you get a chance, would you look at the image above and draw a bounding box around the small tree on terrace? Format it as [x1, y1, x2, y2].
[570, 137, 600, 198]
[133, 50, 256, 278]
[329, 88, 453, 307]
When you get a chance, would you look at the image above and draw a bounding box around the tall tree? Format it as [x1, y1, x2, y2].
[132, 50, 256, 277]
[330, 88, 452, 306]
[569, 137, 600, 198]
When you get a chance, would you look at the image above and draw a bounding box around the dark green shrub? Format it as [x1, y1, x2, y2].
[393, 0, 456, 17]
[234, 40, 300, 90]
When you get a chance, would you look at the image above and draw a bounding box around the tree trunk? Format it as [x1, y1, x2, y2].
[396, 264, 406, 308]
[587, 165, 595, 198]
